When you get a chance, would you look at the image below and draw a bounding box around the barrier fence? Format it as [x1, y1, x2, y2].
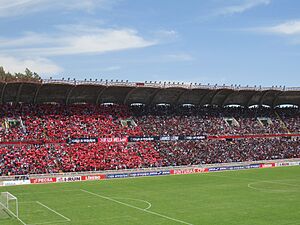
[1, 158, 299, 187]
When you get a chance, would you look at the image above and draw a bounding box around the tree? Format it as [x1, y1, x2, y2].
[0, 66, 42, 82]
[0, 66, 6, 81]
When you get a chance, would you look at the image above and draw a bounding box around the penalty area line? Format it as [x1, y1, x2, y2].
[27, 220, 70, 225]
[36, 201, 71, 222]
[80, 189, 193, 225]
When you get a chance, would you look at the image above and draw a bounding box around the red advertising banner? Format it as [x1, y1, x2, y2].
[81, 174, 106, 181]
[170, 168, 208, 175]
[98, 137, 128, 143]
[260, 163, 275, 168]
[30, 177, 56, 184]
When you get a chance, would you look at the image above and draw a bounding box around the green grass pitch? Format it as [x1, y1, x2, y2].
[1, 166, 299, 225]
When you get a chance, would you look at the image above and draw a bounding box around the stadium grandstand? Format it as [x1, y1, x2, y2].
[0, 79, 300, 176]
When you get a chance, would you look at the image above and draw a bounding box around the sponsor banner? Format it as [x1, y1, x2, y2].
[248, 164, 260, 169]
[171, 168, 207, 175]
[98, 137, 128, 143]
[3, 180, 30, 186]
[180, 135, 207, 141]
[56, 176, 81, 183]
[276, 162, 290, 167]
[159, 135, 207, 141]
[208, 167, 221, 172]
[81, 174, 106, 181]
[106, 170, 170, 179]
[289, 161, 300, 166]
[208, 164, 265, 172]
[30, 177, 56, 184]
[173, 169, 195, 175]
[106, 173, 129, 179]
[127, 136, 159, 142]
[67, 138, 98, 144]
[199, 168, 209, 173]
[129, 171, 170, 177]
[208, 166, 237, 172]
[232, 166, 245, 170]
[159, 136, 179, 141]
[276, 161, 300, 167]
[219, 166, 231, 171]
[128, 135, 207, 142]
[260, 163, 275, 168]
[208, 165, 252, 172]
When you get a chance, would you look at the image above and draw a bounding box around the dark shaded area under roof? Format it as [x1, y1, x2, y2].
[0, 79, 299, 107]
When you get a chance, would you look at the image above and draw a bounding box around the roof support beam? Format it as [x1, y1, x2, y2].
[221, 91, 236, 107]
[33, 84, 42, 104]
[245, 91, 258, 107]
[65, 86, 76, 105]
[210, 89, 226, 106]
[258, 90, 273, 107]
[198, 90, 212, 106]
[96, 87, 107, 104]
[15, 83, 23, 103]
[174, 89, 189, 105]
[123, 87, 136, 105]
[271, 91, 284, 108]
[1, 83, 7, 104]
[148, 88, 163, 105]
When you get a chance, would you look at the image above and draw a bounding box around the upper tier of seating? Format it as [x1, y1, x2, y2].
[0, 104, 299, 142]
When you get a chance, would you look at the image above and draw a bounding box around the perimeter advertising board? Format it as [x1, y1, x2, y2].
[30, 177, 56, 184]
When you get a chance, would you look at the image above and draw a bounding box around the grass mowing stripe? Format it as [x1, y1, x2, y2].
[80, 189, 194, 225]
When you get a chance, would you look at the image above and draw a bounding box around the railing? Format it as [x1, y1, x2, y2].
[41, 79, 300, 91]
[2, 78, 300, 91]
[1, 158, 299, 181]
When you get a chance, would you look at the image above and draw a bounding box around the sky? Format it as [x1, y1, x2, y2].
[1, 0, 300, 87]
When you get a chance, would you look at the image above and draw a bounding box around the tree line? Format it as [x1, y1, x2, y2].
[0, 66, 42, 82]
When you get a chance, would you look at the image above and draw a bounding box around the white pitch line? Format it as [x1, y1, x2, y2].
[27, 220, 70, 225]
[113, 197, 152, 210]
[36, 201, 71, 222]
[80, 189, 193, 225]
[16, 217, 27, 225]
[0, 201, 27, 225]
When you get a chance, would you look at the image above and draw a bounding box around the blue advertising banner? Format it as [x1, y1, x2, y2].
[106, 170, 170, 179]
[106, 173, 129, 179]
[67, 138, 98, 144]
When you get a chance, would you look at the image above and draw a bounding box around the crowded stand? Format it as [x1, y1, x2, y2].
[132, 105, 288, 136]
[0, 104, 142, 142]
[0, 142, 162, 176]
[156, 138, 300, 166]
[1, 103, 300, 176]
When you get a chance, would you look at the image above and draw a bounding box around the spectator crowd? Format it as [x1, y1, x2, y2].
[0, 104, 300, 176]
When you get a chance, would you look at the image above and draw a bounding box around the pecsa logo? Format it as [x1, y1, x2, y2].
[30, 177, 56, 184]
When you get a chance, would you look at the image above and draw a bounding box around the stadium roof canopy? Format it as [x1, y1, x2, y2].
[0, 79, 300, 107]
